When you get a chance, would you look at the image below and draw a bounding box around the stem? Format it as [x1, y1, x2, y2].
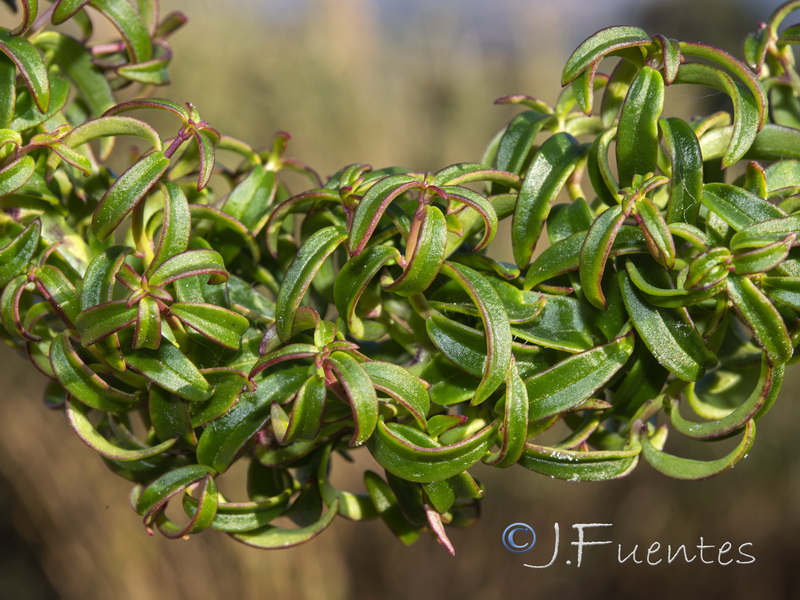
[131, 201, 154, 265]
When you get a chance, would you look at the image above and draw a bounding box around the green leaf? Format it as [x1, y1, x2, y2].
[439, 263, 512, 404]
[92, 151, 170, 241]
[49, 331, 138, 411]
[67, 397, 177, 460]
[52, 0, 92, 24]
[272, 374, 326, 443]
[730, 216, 800, 251]
[382, 204, 446, 296]
[562, 26, 650, 86]
[762, 276, 800, 310]
[334, 244, 399, 340]
[0, 54, 15, 127]
[148, 248, 228, 287]
[368, 420, 498, 483]
[90, 0, 152, 62]
[170, 302, 249, 350]
[518, 441, 640, 481]
[53, 116, 162, 170]
[196, 366, 308, 472]
[145, 181, 191, 275]
[512, 293, 599, 353]
[634, 195, 675, 268]
[275, 225, 347, 341]
[126, 342, 213, 402]
[34, 264, 80, 327]
[733, 235, 795, 275]
[135, 464, 214, 519]
[0, 27, 49, 112]
[0, 218, 39, 287]
[640, 420, 756, 480]
[701, 183, 785, 232]
[0, 155, 35, 198]
[10, 0, 37, 36]
[616, 66, 664, 187]
[348, 174, 421, 256]
[492, 110, 551, 176]
[231, 497, 340, 549]
[526, 333, 634, 422]
[666, 356, 782, 440]
[443, 186, 498, 251]
[364, 471, 421, 545]
[659, 117, 703, 225]
[512, 132, 585, 267]
[327, 351, 378, 447]
[189, 368, 248, 427]
[133, 295, 161, 350]
[580, 205, 625, 310]
[33, 32, 115, 118]
[726, 274, 793, 365]
[619, 270, 716, 381]
[362, 360, 429, 429]
[191, 129, 215, 191]
[75, 300, 137, 346]
[484, 360, 528, 468]
[674, 63, 760, 167]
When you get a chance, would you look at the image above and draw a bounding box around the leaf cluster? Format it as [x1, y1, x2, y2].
[0, 0, 799, 553]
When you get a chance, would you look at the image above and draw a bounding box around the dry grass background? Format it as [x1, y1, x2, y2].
[1, 1, 799, 598]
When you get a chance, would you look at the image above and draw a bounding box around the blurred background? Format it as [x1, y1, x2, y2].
[2, 0, 800, 598]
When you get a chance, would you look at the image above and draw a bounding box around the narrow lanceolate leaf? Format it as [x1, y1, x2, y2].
[526, 333, 634, 422]
[653, 35, 680, 84]
[192, 129, 215, 191]
[634, 195, 675, 268]
[0, 27, 50, 112]
[674, 63, 759, 167]
[763, 277, 800, 309]
[334, 244, 399, 340]
[600, 55, 640, 128]
[444, 187, 498, 251]
[382, 204, 446, 296]
[512, 293, 598, 353]
[272, 374, 326, 443]
[659, 117, 702, 225]
[666, 356, 782, 440]
[52, 0, 93, 24]
[679, 41, 767, 129]
[135, 464, 215, 520]
[66, 398, 176, 460]
[147, 249, 228, 287]
[0, 155, 35, 198]
[439, 262, 512, 404]
[0, 218, 40, 287]
[512, 132, 585, 268]
[484, 360, 528, 468]
[733, 235, 795, 275]
[518, 441, 640, 481]
[616, 66, 664, 187]
[231, 498, 340, 549]
[196, 366, 308, 472]
[362, 360, 430, 429]
[561, 26, 650, 86]
[92, 151, 169, 241]
[364, 471, 421, 545]
[348, 174, 421, 256]
[54, 116, 162, 164]
[327, 351, 379, 447]
[133, 295, 161, 350]
[580, 205, 625, 310]
[619, 270, 716, 381]
[34, 264, 80, 327]
[726, 274, 793, 365]
[730, 216, 800, 251]
[170, 302, 249, 350]
[126, 342, 213, 402]
[368, 420, 498, 483]
[492, 110, 551, 176]
[75, 300, 137, 346]
[640, 420, 755, 480]
[8, 0, 36, 35]
[33, 32, 114, 119]
[275, 226, 346, 341]
[0, 54, 14, 127]
[146, 181, 190, 275]
[49, 331, 138, 411]
[701, 183, 785, 232]
[90, 0, 152, 63]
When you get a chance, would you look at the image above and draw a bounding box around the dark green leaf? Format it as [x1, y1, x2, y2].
[616, 66, 664, 187]
[126, 342, 213, 402]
